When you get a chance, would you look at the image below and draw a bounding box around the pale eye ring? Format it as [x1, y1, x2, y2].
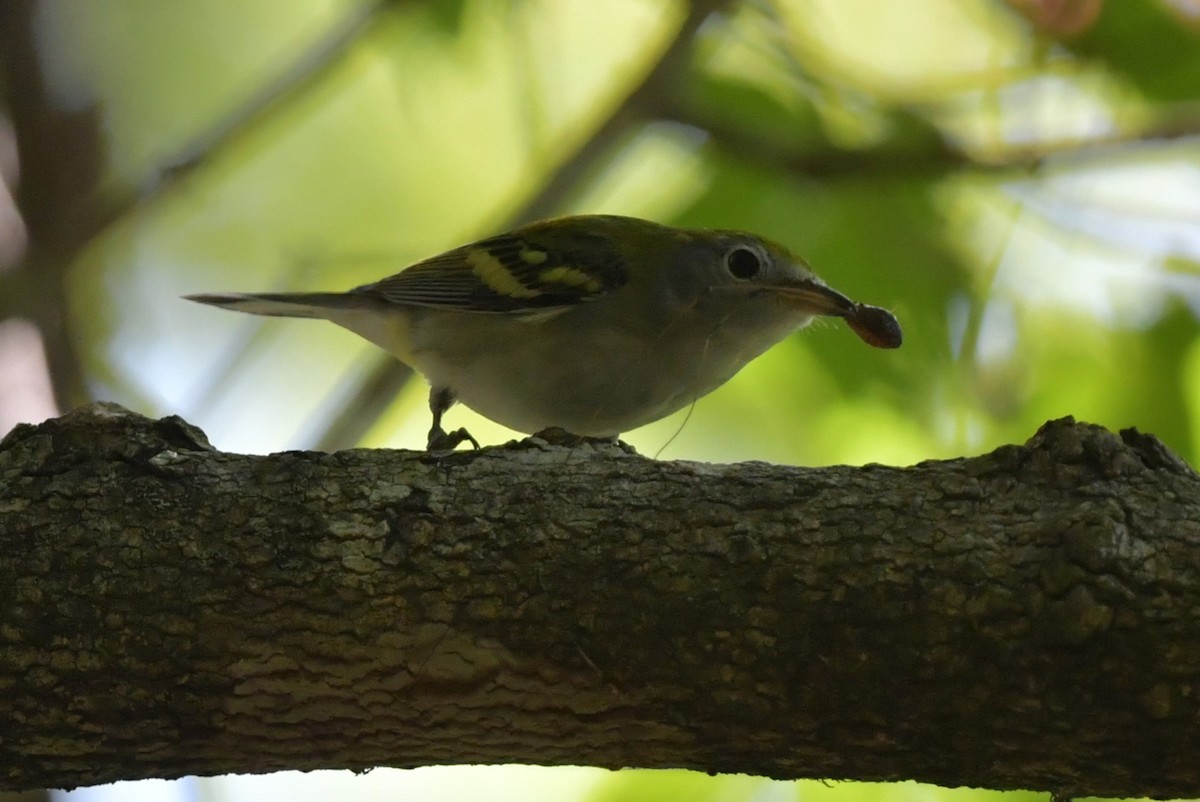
[725, 247, 762, 280]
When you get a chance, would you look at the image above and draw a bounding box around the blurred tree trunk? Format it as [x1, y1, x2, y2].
[1, 403, 1198, 797]
[0, 0, 106, 413]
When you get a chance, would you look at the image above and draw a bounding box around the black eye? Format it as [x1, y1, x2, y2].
[725, 247, 762, 280]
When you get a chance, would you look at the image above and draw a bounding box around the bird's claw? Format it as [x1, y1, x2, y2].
[427, 426, 480, 451]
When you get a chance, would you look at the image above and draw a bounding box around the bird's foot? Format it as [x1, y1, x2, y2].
[530, 427, 596, 446]
[524, 427, 637, 454]
[426, 426, 481, 451]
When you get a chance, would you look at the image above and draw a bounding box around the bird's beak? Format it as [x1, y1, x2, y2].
[771, 277, 857, 317]
[770, 271, 904, 350]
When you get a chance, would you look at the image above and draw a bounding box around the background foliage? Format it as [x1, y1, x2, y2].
[3, 0, 1199, 800]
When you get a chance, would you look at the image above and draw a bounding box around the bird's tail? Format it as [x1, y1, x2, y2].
[184, 292, 374, 319]
[184, 291, 412, 360]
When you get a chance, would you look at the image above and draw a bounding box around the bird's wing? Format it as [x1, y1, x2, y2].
[353, 233, 630, 314]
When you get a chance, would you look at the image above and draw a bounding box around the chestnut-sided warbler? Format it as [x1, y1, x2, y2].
[186, 214, 901, 449]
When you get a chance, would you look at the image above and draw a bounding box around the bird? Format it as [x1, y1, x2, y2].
[185, 214, 901, 450]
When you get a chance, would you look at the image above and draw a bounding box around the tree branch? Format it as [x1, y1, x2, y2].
[2, 404, 1198, 796]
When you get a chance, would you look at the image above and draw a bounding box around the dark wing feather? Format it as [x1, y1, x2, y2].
[350, 231, 630, 313]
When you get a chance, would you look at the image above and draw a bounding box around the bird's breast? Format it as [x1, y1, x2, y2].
[405, 298, 807, 436]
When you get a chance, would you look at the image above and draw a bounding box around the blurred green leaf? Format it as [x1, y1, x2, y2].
[585, 769, 775, 802]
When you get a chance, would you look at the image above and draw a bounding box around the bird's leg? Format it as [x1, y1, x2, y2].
[426, 387, 480, 451]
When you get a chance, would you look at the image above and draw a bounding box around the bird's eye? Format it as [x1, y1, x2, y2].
[725, 247, 762, 280]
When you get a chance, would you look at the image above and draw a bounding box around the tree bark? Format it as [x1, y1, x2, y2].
[1, 403, 1198, 796]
